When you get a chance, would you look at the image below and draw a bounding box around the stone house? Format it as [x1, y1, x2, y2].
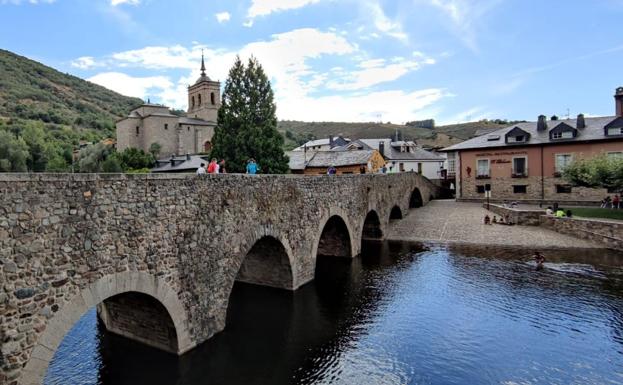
[288, 149, 385, 174]
[336, 139, 447, 180]
[116, 55, 221, 157]
[442, 87, 623, 204]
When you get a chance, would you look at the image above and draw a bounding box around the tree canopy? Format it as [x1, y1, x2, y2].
[563, 155, 623, 192]
[210, 56, 289, 174]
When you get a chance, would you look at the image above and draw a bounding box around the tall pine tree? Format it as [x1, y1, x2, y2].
[211, 56, 289, 174]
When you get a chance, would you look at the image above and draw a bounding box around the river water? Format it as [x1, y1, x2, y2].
[45, 242, 623, 385]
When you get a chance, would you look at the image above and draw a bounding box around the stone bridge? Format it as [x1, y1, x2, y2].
[0, 173, 438, 385]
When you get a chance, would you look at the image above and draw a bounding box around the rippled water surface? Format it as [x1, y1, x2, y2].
[46, 242, 623, 385]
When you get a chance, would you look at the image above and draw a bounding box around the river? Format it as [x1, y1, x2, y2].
[45, 242, 623, 385]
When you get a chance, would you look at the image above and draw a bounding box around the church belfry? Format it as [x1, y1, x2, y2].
[187, 51, 221, 122]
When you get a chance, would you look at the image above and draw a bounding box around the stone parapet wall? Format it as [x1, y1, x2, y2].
[540, 216, 623, 250]
[0, 172, 437, 385]
[484, 204, 544, 226]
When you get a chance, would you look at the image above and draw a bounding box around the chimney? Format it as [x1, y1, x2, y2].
[329, 136, 334, 148]
[616, 87, 623, 117]
[537, 115, 548, 131]
[379, 141, 385, 157]
[170, 154, 176, 167]
[576, 114, 586, 129]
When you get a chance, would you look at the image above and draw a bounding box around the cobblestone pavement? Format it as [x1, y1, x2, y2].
[387, 200, 605, 249]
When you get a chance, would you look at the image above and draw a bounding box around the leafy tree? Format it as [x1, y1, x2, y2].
[563, 155, 623, 192]
[101, 157, 123, 173]
[46, 154, 69, 172]
[113, 148, 155, 170]
[0, 130, 29, 171]
[211, 56, 289, 174]
[77, 143, 114, 173]
[149, 142, 162, 159]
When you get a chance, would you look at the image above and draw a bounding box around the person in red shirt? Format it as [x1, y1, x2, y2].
[613, 195, 620, 210]
[207, 158, 218, 174]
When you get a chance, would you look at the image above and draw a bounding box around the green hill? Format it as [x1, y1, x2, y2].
[0, 49, 142, 132]
[0, 49, 143, 172]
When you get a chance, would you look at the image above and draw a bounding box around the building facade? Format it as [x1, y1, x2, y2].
[288, 149, 385, 174]
[345, 139, 446, 180]
[116, 55, 221, 156]
[443, 87, 623, 203]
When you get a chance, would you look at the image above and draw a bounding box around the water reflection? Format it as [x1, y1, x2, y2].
[46, 242, 623, 385]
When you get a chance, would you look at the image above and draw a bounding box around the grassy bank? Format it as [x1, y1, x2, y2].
[571, 207, 623, 221]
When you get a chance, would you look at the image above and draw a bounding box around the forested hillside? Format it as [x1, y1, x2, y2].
[0, 49, 143, 172]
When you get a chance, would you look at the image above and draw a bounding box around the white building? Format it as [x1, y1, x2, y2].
[332, 139, 447, 180]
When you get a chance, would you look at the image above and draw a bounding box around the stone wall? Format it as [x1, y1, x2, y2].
[540, 216, 623, 250]
[485, 204, 544, 226]
[97, 292, 178, 353]
[0, 172, 437, 385]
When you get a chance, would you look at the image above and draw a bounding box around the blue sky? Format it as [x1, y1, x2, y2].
[1, 0, 623, 124]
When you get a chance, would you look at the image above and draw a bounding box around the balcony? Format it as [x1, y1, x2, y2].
[511, 168, 528, 178]
[476, 174, 490, 180]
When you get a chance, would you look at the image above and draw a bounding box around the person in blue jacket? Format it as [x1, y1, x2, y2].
[246, 159, 258, 174]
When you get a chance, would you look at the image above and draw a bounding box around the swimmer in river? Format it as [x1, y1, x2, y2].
[533, 251, 545, 271]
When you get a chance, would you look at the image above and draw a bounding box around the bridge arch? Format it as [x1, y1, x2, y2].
[361, 210, 383, 240]
[389, 205, 403, 221]
[409, 187, 424, 208]
[235, 235, 295, 290]
[21, 272, 191, 385]
[313, 211, 356, 259]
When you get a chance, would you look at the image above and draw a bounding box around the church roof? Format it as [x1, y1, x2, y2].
[194, 51, 211, 83]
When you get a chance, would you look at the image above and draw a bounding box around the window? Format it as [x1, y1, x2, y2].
[608, 152, 623, 160]
[552, 131, 573, 139]
[417, 163, 422, 174]
[476, 185, 485, 194]
[477, 159, 490, 178]
[135, 126, 139, 136]
[447, 152, 456, 175]
[512, 157, 527, 177]
[400, 163, 405, 172]
[607, 127, 623, 136]
[508, 135, 526, 143]
[555, 154, 573, 172]
[556, 185, 572, 194]
[191, 96, 195, 108]
[198, 94, 202, 106]
[211, 92, 216, 105]
[187, 126, 190, 131]
[513, 185, 527, 194]
[164, 124, 168, 130]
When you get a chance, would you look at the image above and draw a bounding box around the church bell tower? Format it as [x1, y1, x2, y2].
[187, 52, 221, 122]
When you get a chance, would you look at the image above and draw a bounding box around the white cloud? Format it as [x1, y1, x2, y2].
[1, 0, 55, 4]
[88, 72, 172, 100]
[248, 0, 320, 18]
[111, 45, 201, 70]
[71, 56, 96, 70]
[365, 1, 408, 42]
[111, 0, 139, 6]
[80, 28, 444, 122]
[326, 56, 434, 91]
[279, 89, 445, 122]
[215, 11, 231, 23]
[426, 0, 501, 51]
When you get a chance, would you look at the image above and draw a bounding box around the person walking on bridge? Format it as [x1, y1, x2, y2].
[246, 159, 258, 174]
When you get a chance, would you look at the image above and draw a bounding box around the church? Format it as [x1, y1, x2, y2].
[116, 54, 221, 156]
